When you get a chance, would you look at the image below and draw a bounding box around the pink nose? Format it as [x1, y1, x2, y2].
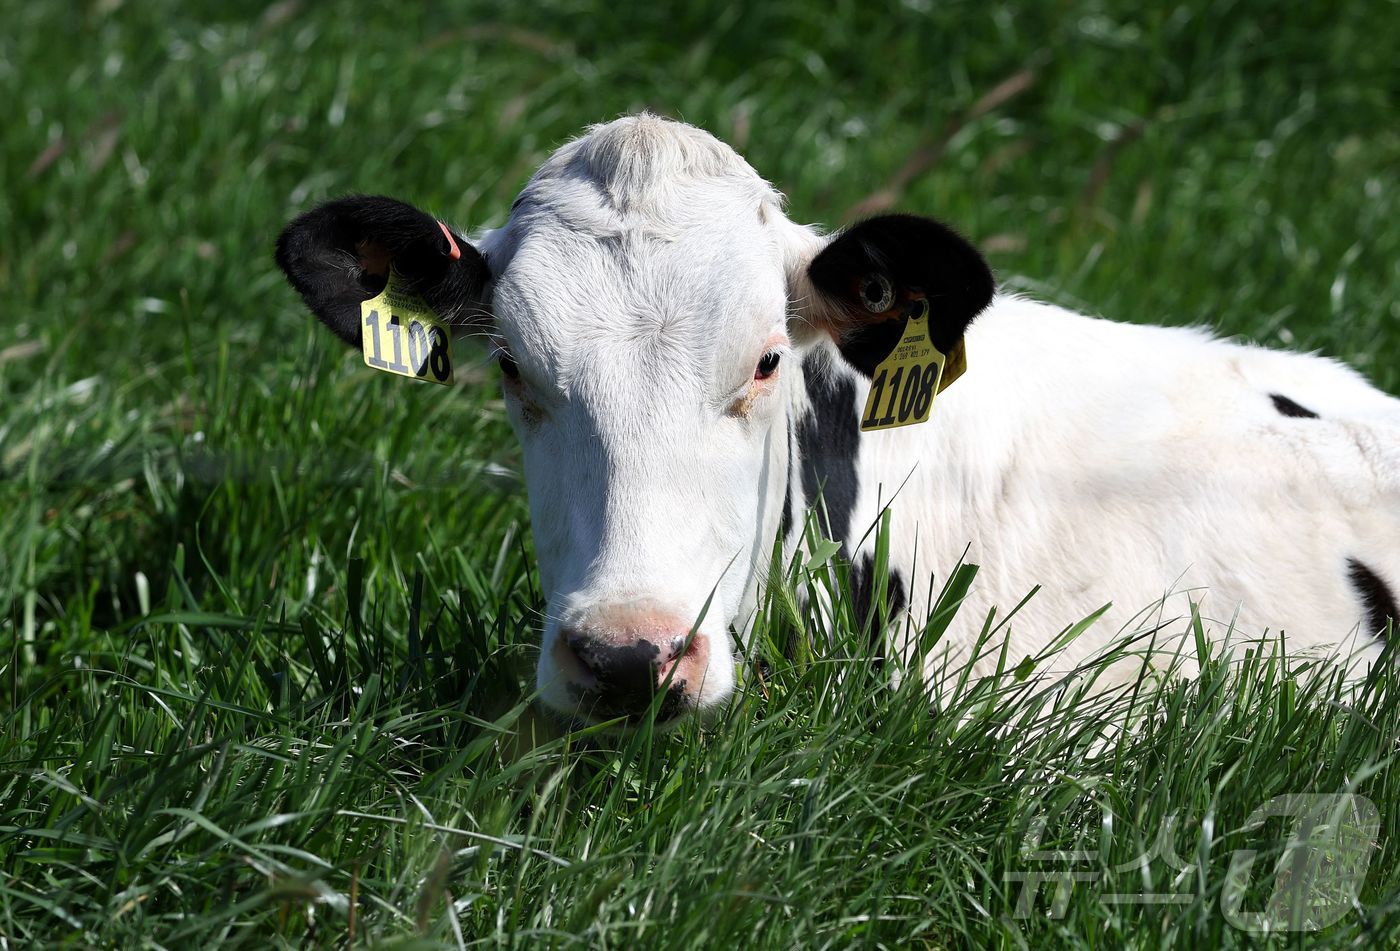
[552, 604, 709, 721]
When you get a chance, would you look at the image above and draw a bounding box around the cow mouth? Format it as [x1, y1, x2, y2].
[563, 681, 694, 728]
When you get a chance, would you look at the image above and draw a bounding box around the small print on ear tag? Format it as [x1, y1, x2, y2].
[860, 298, 949, 432]
[359, 270, 453, 385]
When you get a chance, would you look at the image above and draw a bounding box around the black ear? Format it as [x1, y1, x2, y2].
[274, 195, 490, 347]
[806, 214, 994, 377]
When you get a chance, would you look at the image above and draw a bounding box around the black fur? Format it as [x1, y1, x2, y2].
[850, 554, 908, 662]
[807, 213, 994, 377]
[1270, 393, 1320, 419]
[779, 415, 795, 539]
[274, 195, 490, 346]
[797, 352, 860, 546]
[1347, 558, 1397, 637]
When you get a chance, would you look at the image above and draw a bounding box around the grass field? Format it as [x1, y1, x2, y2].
[3, 0, 1398, 946]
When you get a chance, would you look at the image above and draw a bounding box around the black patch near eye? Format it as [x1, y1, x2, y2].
[1270, 393, 1319, 419]
[755, 351, 781, 380]
[498, 353, 520, 380]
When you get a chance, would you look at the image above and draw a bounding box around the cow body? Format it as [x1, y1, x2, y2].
[276, 114, 1398, 726]
[789, 297, 1400, 684]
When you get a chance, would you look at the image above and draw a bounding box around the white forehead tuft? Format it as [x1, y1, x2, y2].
[482, 114, 785, 253]
[526, 113, 783, 219]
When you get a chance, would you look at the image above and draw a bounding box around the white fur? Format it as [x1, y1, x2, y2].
[822, 298, 1399, 685]
[474, 115, 1396, 719]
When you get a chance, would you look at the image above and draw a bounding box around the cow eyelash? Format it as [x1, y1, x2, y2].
[755, 351, 781, 381]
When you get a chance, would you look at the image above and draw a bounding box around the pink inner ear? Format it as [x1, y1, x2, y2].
[437, 220, 462, 261]
[355, 240, 392, 278]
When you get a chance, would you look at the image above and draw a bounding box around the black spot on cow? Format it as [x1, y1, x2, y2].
[797, 352, 861, 547]
[850, 554, 909, 665]
[780, 415, 795, 539]
[1270, 393, 1320, 419]
[780, 474, 794, 540]
[1348, 558, 1398, 637]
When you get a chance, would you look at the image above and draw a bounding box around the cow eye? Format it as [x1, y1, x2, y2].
[755, 351, 781, 381]
[497, 353, 520, 380]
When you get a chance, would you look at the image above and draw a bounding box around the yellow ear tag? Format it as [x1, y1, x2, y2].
[939, 337, 967, 393]
[359, 270, 454, 385]
[859, 299, 964, 432]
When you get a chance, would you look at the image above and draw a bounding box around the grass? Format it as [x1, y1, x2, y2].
[2, 0, 1397, 946]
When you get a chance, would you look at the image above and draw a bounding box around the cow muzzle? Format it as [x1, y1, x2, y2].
[549, 601, 712, 723]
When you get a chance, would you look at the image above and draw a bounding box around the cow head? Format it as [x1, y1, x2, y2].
[276, 115, 993, 726]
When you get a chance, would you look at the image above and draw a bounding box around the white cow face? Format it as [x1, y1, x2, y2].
[485, 205, 804, 723]
[275, 116, 992, 727]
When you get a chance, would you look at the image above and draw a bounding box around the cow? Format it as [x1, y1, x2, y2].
[275, 114, 1400, 727]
